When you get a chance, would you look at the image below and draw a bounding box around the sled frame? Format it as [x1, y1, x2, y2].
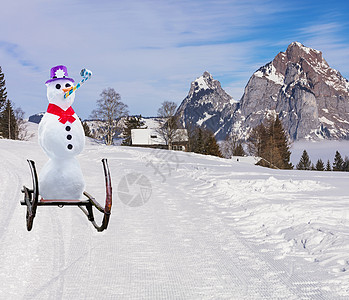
[21, 159, 112, 232]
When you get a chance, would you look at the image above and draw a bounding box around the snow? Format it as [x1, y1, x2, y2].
[230, 98, 238, 104]
[196, 112, 213, 126]
[333, 115, 349, 125]
[140, 117, 159, 129]
[291, 42, 321, 55]
[0, 123, 349, 298]
[194, 75, 210, 92]
[319, 116, 334, 126]
[254, 63, 284, 85]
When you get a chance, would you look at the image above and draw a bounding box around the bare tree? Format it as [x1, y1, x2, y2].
[220, 134, 238, 158]
[90, 88, 128, 145]
[219, 133, 246, 158]
[247, 123, 267, 157]
[15, 107, 34, 141]
[156, 101, 179, 150]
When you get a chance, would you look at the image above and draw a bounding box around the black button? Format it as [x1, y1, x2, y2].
[65, 126, 71, 131]
[67, 144, 73, 150]
[67, 134, 72, 140]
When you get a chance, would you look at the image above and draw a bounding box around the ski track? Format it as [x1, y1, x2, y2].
[173, 169, 333, 299]
[0, 151, 21, 242]
[0, 138, 348, 299]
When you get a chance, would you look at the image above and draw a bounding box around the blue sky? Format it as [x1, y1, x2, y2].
[1, 0, 349, 119]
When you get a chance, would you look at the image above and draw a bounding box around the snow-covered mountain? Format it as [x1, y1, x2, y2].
[238, 41, 349, 140]
[177, 42, 349, 141]
[176, 71, 238, 140]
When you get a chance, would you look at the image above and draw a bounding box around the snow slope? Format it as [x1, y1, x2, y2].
[0, 124, 348, 299]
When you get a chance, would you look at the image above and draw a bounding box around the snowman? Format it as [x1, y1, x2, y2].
[38, 65, 85, 200]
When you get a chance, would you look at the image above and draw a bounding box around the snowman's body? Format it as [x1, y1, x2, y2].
[38, 66, 85, 200]
[39, 112, 85, 200]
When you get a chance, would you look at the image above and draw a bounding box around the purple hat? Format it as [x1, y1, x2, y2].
[45, 65, 75, 84]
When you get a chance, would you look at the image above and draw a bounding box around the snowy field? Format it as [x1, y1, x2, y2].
[0, 123, 349, 299]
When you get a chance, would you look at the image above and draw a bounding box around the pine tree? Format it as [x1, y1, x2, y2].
[325, 160, 332, 171]
[254, 116, 293, 169]
[0, 66, 8, 137]
[333, 151, 344, 171]
[233, 143, 245, 156]
[0, 99, 17, 139]
[0, 66, 7, 110]
[204, 133, 222, 157]
[296, 150, 311, 170]
[189, 126, 221, 157]
[190, 127, 204, 154]
[315, 159, 325, 171]
[122, 115, 145, 146]
[269, 116, 293, 169]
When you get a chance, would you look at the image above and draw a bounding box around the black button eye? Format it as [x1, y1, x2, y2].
[65, 83, 71, 88]
[55, 84, 61, 89]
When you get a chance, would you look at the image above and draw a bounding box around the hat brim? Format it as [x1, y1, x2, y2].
[45, 77, 75, 84]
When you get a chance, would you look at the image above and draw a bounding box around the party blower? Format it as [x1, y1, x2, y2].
[64, 68, 93, 99]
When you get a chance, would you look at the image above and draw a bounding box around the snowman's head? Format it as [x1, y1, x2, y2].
[46, 79, 75, 110]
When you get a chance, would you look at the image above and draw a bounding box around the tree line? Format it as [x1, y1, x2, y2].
[296, 149, 349, 171]
[0, 67, 29, 140]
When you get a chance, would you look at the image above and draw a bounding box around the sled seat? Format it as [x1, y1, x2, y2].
[39, 198, 85, 205]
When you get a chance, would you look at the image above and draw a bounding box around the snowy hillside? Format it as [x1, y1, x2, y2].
[0, 124, 349, 299]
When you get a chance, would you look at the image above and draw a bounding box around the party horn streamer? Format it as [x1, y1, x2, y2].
[64, 68, 92, 99]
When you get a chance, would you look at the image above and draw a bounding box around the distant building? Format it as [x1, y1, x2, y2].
[131, 128, 188, 151]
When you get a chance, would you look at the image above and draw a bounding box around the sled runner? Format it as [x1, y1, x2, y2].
[21, 159, 112, 232]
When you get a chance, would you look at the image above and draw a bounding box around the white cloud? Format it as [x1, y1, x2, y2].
[296, 21, 349, 77]
[1, 0, 348, 120]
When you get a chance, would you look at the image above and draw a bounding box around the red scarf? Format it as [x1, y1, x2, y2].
[46, 104, 76, 124]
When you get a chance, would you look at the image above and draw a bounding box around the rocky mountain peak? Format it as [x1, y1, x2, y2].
[262, 41, 349, 95]
[239, 42, 349, 140]
[189, 71, 220, 96]
[183, 71, 234, 107]
[177, 72, 237, 139]
[177, 42, 349, 142]
[286, 41, 323, 63]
